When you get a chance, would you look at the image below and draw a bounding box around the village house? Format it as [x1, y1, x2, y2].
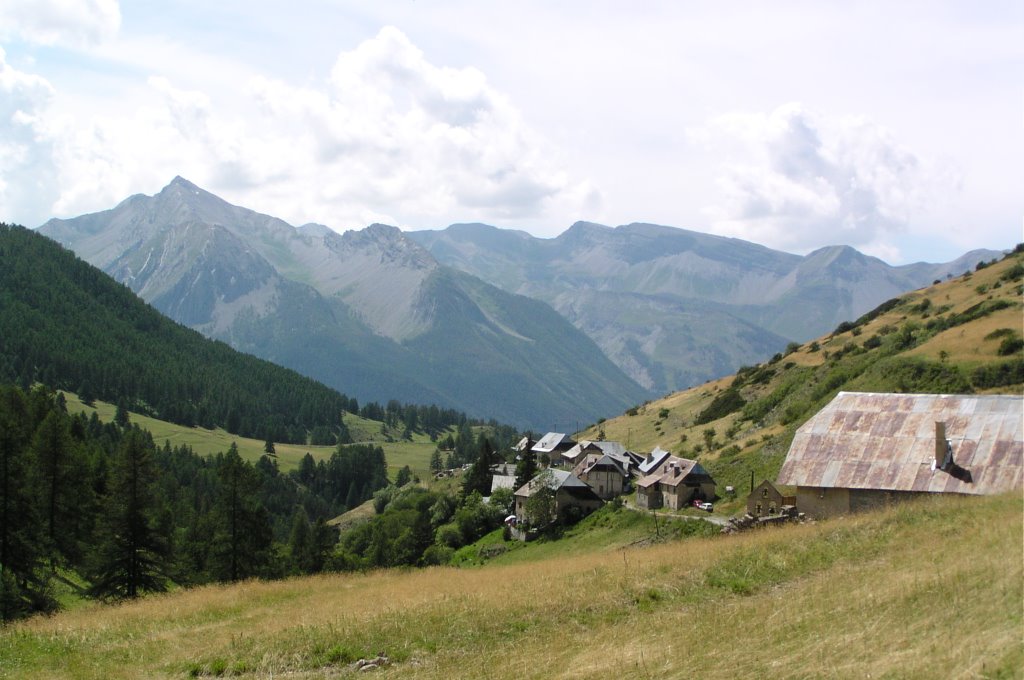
[746, 479, 796, 518]
[514, 469, 603, 528]
[572, 453, 630, 500]
[560, 440, 638, 468]
[531, 432, 577, 464]
[636, 453, 716, 510]
[636, 447, 671, 477]
[512, 436, 536, 456]
[776, 392, 1024, 519]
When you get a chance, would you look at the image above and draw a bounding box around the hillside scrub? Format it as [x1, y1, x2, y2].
[2, 493, 1019, 678]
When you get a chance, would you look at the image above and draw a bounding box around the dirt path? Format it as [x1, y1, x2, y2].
[621, 498, 730, 527]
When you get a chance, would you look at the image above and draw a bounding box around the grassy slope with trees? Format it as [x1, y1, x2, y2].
[582, 246, 1023, 512]
[1, 234, 1019, 675]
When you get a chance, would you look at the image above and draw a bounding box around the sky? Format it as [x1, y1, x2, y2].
[1, 1, 1020, 264]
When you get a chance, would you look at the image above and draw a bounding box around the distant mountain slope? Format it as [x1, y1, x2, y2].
[410, 222, 1002, 392]
[579, 247, 1024, 498]
[0, 223, 352, 442]
[38, 179, 647, 429]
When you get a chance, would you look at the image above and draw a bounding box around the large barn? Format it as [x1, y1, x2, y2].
[777, 392, 1023, 518]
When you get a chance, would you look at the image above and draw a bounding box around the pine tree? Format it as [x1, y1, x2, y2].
[287, 507, 312, 574]
[31, 411, 89, 568]
[114, 398, 130, 428]
[210, 445, 272, 582]
[0, 387, 49, 620]
[88, 429, 169, 600]
[461, 438, 496, 499]
[514, 446, 538, 492]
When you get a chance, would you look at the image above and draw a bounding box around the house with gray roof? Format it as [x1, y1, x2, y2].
[777, 392, 1023, 518]
[531, 432, 577, 464]
[572, 453, 630, 500]
[561, 440, 638, 471]
[514, 469, 603, 529]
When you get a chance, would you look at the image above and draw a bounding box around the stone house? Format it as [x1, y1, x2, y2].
[746, 480, 796, 518]
[636, 454, 716, 510]
[776, 392, 1023, 519]
[514, 469, 603, 528]
[572, 453, 630, 500]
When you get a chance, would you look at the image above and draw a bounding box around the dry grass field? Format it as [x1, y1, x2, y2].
[2, 492, 1020, 679]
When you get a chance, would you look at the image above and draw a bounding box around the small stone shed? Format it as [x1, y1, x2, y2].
[746, 479, 796, 518]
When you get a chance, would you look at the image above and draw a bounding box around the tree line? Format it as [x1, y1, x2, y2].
[0, 384, 391, 621]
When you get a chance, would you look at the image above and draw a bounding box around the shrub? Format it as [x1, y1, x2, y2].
[1000, 262, 1024, 282]
[695, 388, 746, 425]
[985, 328, 1017, 341]
[832, 321, 856, 335]
[863, 335, 882, 350]
[998, 337, 1024, 356]
[972, 360, 1024, 388]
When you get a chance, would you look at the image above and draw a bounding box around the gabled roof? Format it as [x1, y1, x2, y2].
[638, 447, 671, 475]
[514, 468, 591, 497]
[749, 479, 785, 499]
[562, 440, 629, 465]
[490, 475, 518, 494]
[532, 432, 574, 453]
[573, 453, 629, 479]
[637, 455, 713, 489]
[777, 392, 1023, 495]
[512, 436, 535, 452]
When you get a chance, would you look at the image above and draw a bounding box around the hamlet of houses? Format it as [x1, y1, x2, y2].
[495, 391, 1022, 539]
[499, 434, 718, 536]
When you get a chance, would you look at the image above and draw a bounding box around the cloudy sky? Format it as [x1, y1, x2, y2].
[1, 1, 1020, 263]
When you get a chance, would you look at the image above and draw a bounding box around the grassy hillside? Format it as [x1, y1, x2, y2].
[61, 392, 442, 480]
[2, 492, 1019, 678]
[581, 249, 1023, 512]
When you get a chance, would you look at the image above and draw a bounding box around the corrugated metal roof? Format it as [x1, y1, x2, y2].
[777, 392, 1023, 495]
[532, 432, 573, 453]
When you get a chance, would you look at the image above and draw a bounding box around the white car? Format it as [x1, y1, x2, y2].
[697, 501, 713, 512]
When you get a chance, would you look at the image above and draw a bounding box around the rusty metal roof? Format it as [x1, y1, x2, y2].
[777, 392, 1023, 495]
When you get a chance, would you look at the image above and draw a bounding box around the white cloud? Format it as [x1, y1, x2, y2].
[2, 25, 593, 231]
[0, 0, 120, 47]
[0, 47, 60, 226]
[691, 103, 961, 257]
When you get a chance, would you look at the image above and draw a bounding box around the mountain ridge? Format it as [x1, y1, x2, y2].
[409, 221, 1002, 391]
[38, 179, 647, 429]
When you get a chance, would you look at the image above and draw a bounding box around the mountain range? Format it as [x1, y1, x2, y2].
[409, 222, 997, 391]
[38, 178, 645, 430]
[37, 178, 1000, 426]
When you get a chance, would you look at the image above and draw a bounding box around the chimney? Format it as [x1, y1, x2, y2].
[934, 421, 952, 471]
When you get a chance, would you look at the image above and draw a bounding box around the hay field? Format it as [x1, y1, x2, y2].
[3, 493, 1020, 679]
